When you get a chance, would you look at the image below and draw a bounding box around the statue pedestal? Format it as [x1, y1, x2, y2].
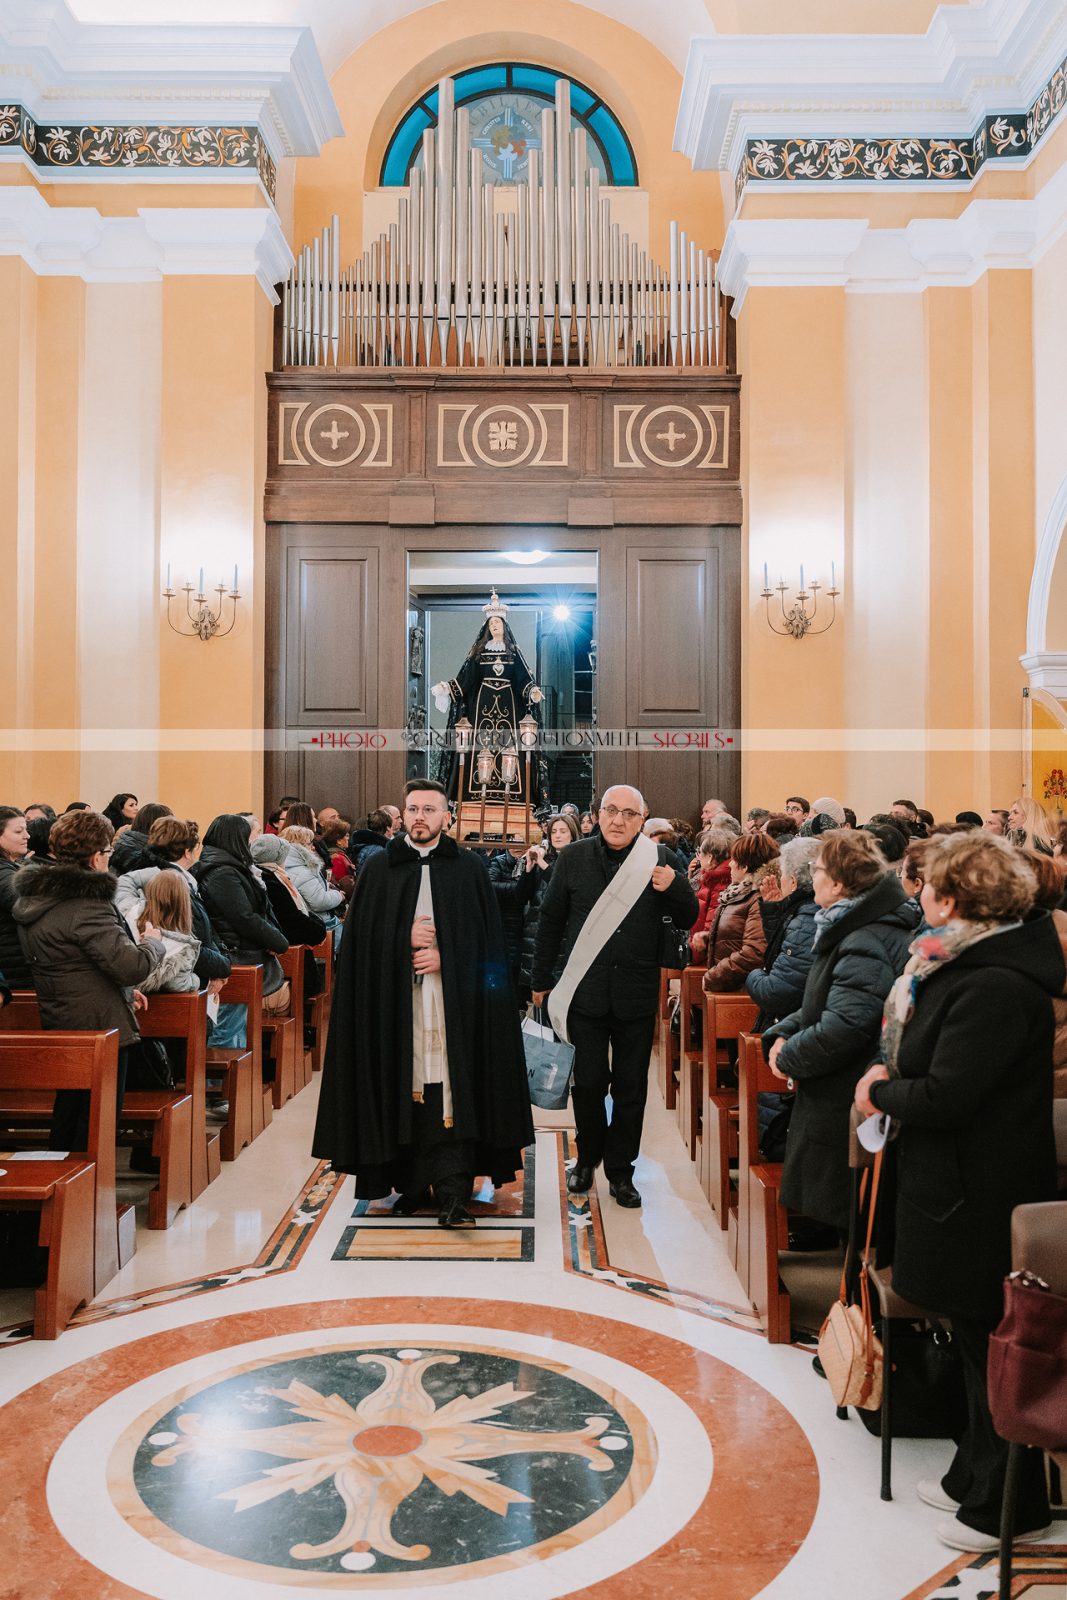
[451, 802, 538, 848]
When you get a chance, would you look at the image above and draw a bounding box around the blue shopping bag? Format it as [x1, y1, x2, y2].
[521, 1006, 576, 1110]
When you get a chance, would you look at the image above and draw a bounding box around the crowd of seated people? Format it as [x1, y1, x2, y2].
[1, 781, 1066, 1549]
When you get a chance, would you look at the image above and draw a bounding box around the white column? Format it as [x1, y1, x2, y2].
[77, 283, 162, 803]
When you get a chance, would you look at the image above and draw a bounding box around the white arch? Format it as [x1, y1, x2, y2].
[1026, 472, 1067, 656]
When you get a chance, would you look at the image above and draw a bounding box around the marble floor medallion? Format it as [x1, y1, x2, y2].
[36, 1300, 814, 1599]
[106, 1339, 653, 1586]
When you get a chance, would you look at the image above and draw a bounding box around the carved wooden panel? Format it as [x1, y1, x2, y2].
[626, 548, 716, 724]
[432, 396, 577, 475]
[265, 371, 742, 527]
[607, 398, 733, 475]
[284, 546, 378, 727]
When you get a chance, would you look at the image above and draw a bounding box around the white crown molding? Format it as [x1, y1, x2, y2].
[0, 0, 343, 160]
[1021, 655, 1067, 696]
[0, 186, 293, 298]
[718, 158, 1067, 310]
[676, 0, 1067, 176]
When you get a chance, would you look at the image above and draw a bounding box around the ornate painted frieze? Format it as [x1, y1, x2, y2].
[0, 103, 276, 200]
[736, 51, 1067, 198]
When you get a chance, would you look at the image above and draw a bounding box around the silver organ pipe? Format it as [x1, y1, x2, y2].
[454, 107, 470, 365]
[281, 76, 727, 371]
[540, 105, 556, 366]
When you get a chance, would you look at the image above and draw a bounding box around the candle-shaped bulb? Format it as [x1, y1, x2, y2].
[198, 567, 204, 595]
[233, 564, 239, 593]
[165, 561, 171, 590]
[799, 564, 805, 592]
[831, 560, 837, 589]
[763, 561, 769, 590]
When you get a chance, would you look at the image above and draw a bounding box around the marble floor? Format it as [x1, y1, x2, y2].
[0, 1072, 1064, 1599]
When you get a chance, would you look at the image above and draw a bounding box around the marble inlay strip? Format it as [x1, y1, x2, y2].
[0, 103, 277, 200]
[0, 1161, 343, 1347]
[556, 1133, 762, 1333]
[736, 52, 1067, 197]
[333, 1223, 535, 1260]
[904, 1543, 1067, 1598]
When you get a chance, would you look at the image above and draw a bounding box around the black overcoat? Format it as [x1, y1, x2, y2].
[530, 836, 698, 1019]
[762, 873, 921, 1231]
[311, 832, 534, 1195]
[872, 913, 1062, 1321]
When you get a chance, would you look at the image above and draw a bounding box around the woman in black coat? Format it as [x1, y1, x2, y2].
[763, 829, 920, 1234]
[193, 814, 288, 1049]
[856, 832, 1060, 1552]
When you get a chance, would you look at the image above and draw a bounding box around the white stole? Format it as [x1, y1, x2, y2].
[410, 857, 453, 1125]
[548, 832, 659, 1044]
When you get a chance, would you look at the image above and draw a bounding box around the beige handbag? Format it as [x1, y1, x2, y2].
[817, 1151, 884, 1411]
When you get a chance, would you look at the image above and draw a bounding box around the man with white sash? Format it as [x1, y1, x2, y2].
[531, 785, 698, 1208]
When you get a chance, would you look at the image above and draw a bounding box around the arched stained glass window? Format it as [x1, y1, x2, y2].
[381, 63, 638, 188]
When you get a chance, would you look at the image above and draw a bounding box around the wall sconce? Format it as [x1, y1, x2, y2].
[163, 564, 241, 642]
[760, 562, 840, 640]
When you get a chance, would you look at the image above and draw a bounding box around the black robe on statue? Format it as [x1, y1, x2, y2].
[311, 832, 534, 1197]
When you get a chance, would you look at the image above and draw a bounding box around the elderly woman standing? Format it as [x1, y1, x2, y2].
[856, 833, 1060, 1552]
[762, 830, 920, 1235]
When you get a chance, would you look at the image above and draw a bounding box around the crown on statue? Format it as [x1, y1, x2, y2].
[483, 589, 508, 620]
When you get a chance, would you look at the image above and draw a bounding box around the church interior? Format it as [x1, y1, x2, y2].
[2, 0, 1067, 1595]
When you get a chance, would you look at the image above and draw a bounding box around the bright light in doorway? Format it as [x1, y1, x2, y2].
[552, 604, 572, 622]
[504, 549, 547, 565]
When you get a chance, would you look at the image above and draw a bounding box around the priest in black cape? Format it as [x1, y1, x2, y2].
[312, 777, 534, 1227]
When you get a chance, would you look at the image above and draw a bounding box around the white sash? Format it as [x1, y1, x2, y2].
[548, 832, 659, 1044]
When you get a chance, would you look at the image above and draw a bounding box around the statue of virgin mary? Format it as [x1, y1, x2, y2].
[431, 591, 547, 805]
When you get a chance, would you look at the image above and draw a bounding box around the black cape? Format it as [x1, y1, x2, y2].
[311, 832, 534, 1196]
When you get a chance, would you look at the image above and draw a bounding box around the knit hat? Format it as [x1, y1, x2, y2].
[810, 796, 846, 827]
[251, 835, 288, 867]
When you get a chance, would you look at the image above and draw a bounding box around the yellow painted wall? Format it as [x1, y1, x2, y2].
[0, 261, 272, 822]
[294, 0, 723, 269]
[739, 285, 848, 810]
[1031, 698, 1067, 818]
[706, 0, 970, 31]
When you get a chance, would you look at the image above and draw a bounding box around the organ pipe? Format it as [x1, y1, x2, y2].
[281, 77, 726, 370]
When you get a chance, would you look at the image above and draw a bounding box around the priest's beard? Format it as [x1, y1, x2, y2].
[406, 817, 446, 846]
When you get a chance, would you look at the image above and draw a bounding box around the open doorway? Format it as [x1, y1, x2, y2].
[406, 548, 597, 831]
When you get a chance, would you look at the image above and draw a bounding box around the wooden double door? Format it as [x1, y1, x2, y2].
[264, 523, 741, 825]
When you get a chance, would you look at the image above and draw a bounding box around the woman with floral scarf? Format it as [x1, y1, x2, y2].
[855, 831, 1061, 1555]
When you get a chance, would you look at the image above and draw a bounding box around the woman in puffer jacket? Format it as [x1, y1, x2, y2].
[703, 831, 779, 993]
[279, 825, 344, 951]
[135, 874, 201, 994]
[114, 817, 230, 989]
[746, 835, 821, 1029]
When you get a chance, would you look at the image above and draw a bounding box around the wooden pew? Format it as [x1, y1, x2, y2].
[305, 930, 333, 1073]
[211, 965, 270, 1139]
[0, 1028, 120, 1298]
[0, 995, 193, 1233]
[279, 944, 311, 1091]
[656, 967, 683, 1110]
[700, 993, 758, 1226]
[676, 965, 707, 1161]
[262, 957, 301, 1110]
[138, 991, 217, 1197]
[737, 1030, 791, 1342]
